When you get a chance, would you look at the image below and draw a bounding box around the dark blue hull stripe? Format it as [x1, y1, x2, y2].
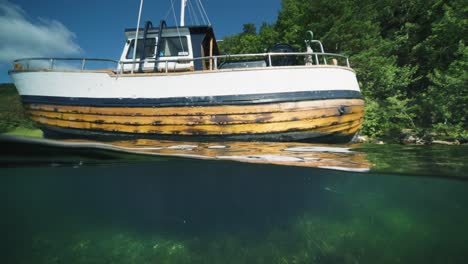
[41, 125, 356, 143]
[21, 90, 363, 107]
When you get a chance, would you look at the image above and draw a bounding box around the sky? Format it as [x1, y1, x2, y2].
[0, 0, 282, 83]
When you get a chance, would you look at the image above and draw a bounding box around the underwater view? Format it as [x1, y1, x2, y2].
[1, 136, 468, 264]
[1, 0, 466, 262]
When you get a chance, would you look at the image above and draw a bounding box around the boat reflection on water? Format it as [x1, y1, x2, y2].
[1, 135, 371, 172]
[103, 139, 371, 172]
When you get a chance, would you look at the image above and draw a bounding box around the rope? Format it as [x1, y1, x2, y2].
[187, 0, 199, 25]
[197, 0, 211, 25]
[169, 0, 186, 55]
[194, 0, 207, 25]
[164, 0, 175, 21]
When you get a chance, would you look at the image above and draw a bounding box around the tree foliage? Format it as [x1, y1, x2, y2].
[220, 0, 467, 140]
[0, 83, 35, 133]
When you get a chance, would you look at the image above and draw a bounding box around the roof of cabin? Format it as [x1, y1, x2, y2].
[124, 25, 214, 34]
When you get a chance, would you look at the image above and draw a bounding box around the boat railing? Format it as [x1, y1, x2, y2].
[12, 58, 120, 71]
[12, 52, 350, 74]
[117, 52, 350, 73]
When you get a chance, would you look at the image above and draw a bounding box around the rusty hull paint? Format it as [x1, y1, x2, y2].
[25, 98, 365, 140]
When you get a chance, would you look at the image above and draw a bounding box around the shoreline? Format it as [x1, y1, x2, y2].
[2, 83, 466, 145]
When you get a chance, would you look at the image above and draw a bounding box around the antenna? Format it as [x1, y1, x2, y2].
[180, 0, 187, 26]
[131, 0, 144, 74]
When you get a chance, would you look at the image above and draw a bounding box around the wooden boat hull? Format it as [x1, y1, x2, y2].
[11, 66, 364, 142]
[25, 98, 364, 142]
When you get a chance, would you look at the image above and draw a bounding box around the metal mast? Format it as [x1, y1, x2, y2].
[180, 0, 187, 26]
[131, 0, 144, 74]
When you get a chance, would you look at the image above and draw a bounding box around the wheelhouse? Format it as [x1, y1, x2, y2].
[119, 21, 219, 73]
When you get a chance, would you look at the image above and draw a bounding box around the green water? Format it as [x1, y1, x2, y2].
[1, 139, 467, 263]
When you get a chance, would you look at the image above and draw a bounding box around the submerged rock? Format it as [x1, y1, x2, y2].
[431, 140, 460, 145]
[354, 135, 367, 143]
[400, 133, 425, 145]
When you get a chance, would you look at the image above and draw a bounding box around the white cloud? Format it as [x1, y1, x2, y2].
[0, 0, 82, 63]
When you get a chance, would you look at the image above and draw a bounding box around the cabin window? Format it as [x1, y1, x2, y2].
[126, 38, 156, 59]
[159, 37, 189, 57]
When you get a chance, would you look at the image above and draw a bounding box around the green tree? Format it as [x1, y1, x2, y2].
[242, 23, 257, 35]
[426, 43, 468, 138]
[221, 23, 278, 54]
[220, 0, 467, 140]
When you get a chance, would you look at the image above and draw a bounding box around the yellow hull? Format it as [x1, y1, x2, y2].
[26, 98, 364, 141]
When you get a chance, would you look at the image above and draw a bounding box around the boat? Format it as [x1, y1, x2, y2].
[8, 0, 364, 143]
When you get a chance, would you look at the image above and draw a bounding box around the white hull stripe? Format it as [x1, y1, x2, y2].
[21, 90, 363, 107]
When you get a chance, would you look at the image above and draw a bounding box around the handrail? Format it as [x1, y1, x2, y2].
[12, 52, 350, 74]
[13, 58, 119, 63]
[13, 58, 119, 71]
[118, 52, 349, 66]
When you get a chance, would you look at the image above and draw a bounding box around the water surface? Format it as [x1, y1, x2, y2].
[1, 136, 467, 263]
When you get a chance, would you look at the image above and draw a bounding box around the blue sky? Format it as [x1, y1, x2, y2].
[0, 0, 282, 83]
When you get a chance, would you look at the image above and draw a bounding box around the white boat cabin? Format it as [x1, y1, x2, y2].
[119, 21, 219, 73]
